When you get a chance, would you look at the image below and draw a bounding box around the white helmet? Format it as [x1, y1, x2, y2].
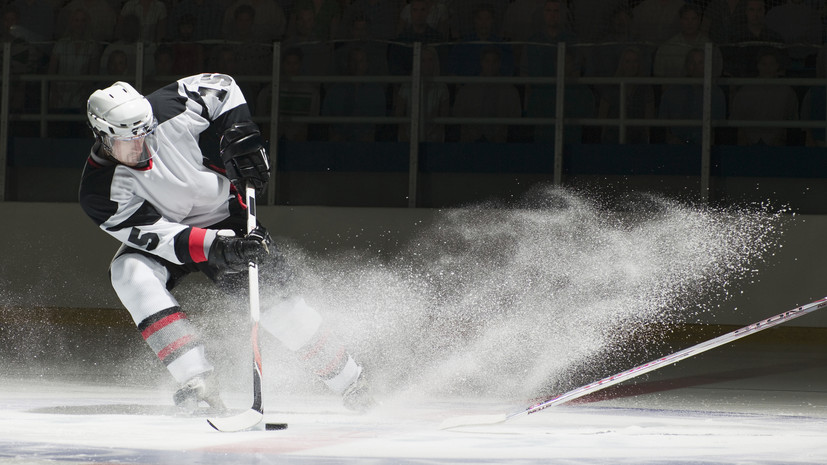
[87, 82, 158, 167]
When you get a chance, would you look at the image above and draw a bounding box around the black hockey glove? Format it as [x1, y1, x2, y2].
[219, 122, 270, 193]
[207, 227, 271, 273]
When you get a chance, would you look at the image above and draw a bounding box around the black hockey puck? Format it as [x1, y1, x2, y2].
[265, 423, 288, 430]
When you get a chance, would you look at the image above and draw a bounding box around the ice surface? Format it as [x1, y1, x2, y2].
[1, 369, 826, 465]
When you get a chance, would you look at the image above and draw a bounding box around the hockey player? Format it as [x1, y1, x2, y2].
[79, 74, 372, 414]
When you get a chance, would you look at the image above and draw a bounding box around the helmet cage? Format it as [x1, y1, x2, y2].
[98, 117, 159, 167]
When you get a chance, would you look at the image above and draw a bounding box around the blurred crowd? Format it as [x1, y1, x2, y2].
[3, 0, 827, 145]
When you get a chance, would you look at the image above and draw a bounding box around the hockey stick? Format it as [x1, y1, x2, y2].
[207, 184, 264, 432]
[440, 296, 827, 430]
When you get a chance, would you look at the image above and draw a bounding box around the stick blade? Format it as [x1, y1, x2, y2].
[207, 409, 264, 432]
[439, 413, 508, 430]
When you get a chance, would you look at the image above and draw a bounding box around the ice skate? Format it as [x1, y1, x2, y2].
[342, 368, 375, 413]
[173, 372, 226, 416]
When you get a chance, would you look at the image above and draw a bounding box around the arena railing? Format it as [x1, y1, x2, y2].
[2, 40, 826, 205]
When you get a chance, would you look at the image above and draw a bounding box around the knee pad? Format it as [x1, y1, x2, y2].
[260, 296, 322, 351]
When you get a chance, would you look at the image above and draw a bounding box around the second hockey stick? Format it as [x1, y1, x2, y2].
[208, 185, 265, 432]
[440, 296, 827, 430]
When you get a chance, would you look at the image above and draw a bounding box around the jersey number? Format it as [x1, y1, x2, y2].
[129, 228, 160, 251]
[198, 74, 231, 102]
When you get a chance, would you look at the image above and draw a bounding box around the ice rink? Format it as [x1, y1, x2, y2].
[1, 329, 825, 465]
[2, 191, 825, 464]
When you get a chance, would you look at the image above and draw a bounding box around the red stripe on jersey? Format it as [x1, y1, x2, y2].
[141, 312, 185, 339]
[157, 335, 194, 361]
[133, 157, 153, 172]
[188, 227, 208, 262]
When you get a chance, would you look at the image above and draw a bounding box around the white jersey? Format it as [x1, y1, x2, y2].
[80, 73, 253, 265]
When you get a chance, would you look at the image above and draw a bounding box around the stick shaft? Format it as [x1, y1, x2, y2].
[246, 185, 263, 414]
[247, 186, 260, 321]
[515, 296, 827, 419]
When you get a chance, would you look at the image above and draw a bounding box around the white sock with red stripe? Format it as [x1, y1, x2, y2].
[138, 306, 213, 383]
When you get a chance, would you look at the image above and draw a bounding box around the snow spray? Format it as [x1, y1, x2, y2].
[217, 187, 786, 403]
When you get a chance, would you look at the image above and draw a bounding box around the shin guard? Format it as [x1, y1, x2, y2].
[138, 306, 213, 383]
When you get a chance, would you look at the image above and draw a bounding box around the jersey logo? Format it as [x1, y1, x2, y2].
[129, 228, 160, 251]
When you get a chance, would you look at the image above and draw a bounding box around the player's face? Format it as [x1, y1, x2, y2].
[104, 116, 158, 167]
[111, 137, 146, 166]
[108, 131, 157, 167]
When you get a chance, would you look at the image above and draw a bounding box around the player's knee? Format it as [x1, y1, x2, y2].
[260, 296, 323, 351]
